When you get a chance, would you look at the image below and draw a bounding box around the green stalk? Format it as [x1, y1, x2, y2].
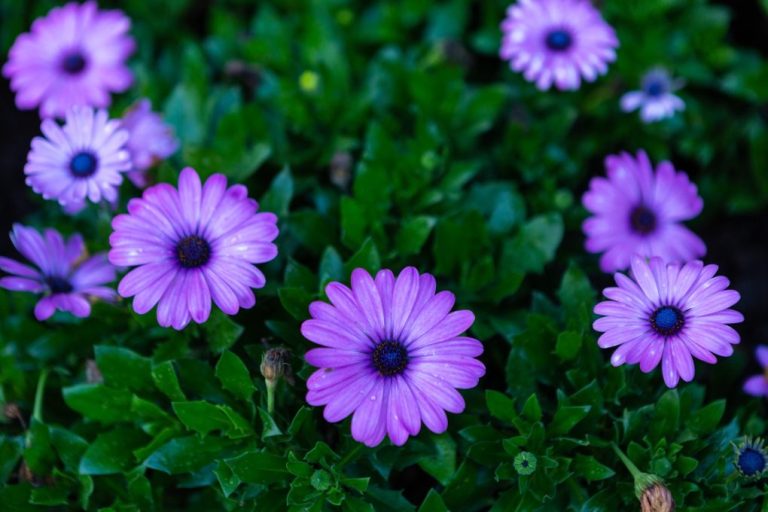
[266, 379, 277, 415]
[32, 368, 50, 424]
[611, 442, 662, 498]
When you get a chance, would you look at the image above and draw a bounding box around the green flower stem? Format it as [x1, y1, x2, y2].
[266, 378, 277, 415]
[611, 442, 662, 498]
[611, 442, 642, 479]
[32, 368, 49, 424]
[337, 443, 364, 468]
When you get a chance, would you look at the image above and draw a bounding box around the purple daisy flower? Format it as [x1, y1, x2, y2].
[108, 167, 279, 330]
[121, 99, 179, 189]
[302, 267, 486, 447]
[2, 2, 134, 119]
[0, 224, 116, 321]
[582, 150, 706, 273]
[594, 256, 742, 388]
[743, 346, 768, 398]
[25, 106, 131, 209]
[621, 69, 685, 123]
[500, 0, 618, 91]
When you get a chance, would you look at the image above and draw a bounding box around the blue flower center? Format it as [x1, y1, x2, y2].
[651, 306, 684, 336]
[737, 448, 767, 476]
[176, 235, 211, 269]
[545, 30, 573, 51]
[45, 275, 73, 294]
[62, 53, 87, 74]
[69, 152, 98, 178]
[372, 341, 408, 377]
[630, 205, 657, 235]
[644, 80, 665, 97]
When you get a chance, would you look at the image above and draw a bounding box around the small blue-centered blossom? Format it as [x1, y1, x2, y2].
[733, 437, 767, 480]
[621, 68, 685, 123]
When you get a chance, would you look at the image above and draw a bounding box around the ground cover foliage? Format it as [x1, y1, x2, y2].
[1, 0, 768, 510]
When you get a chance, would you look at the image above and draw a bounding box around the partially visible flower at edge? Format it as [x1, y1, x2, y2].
[582, 150, 706, 273]
[121, 99, 179, 188]
[0, 224, 116, 320]
[743, 345, 768, 398]
[594, 256, 742, 388]
[732, 437, 767, 480]
[2, 1, 135, 118]
[621, 68, 685, 123]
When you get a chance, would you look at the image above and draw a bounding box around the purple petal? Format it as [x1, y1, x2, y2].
[638, 337, 664, 372]
[351, 268, 386, 340]
[202, 266, 240, 315]
[407, 372, 465, 413]
[630, 256, 659, 303]
[34, 297, 56, 321]
[391, 267, 420, 341]
[0, 256, 40, 278]
[187, 269, 212, 324]
[408, 382, 448, 434]
[757, 346, 768, 369]
[301, 319, 369, 350]
[410, 336, 484, 357]
[403, 291, 455, 344]
[178, 167, 202, 229]
[393, 376, 421, 436]
[350, 378, 388, 447]
[596, 326, 647, 348]
[743, 375, 768, 397]
[661, 343, 680, 388]
[305, 348, 368, 368]
[670, 338, 695, 382]
[0, 276, 44, 292]
[409, 310, 474, 348]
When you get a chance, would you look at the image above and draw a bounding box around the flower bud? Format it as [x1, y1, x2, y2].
[640, 483, 675, 512]
[260, 348, 289, 384]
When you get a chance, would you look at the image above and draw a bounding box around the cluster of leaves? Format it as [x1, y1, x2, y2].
[1, 0, 768, 510]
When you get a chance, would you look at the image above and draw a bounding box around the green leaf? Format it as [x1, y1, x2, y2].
[214, 460, 241, 497]
[486, 390, 517, 424]
[522, 394, 542, 422]
[94, 346, 153, 393]
[151, 361, 186, 401]
[225, 451, 289, 484]
[259, 408, 283, 439]
[0, 436, 24, 482]
[689, 400, 726, 435]
[341, 197, 367, 249]
[260, 166, 294, 216]
[651, 389, 680, 440]
[63, 384, 133, 424]
[49, 426, 88, 473]
[203, 311, 244, 353]
[395, 216, 436, 256]
[502, 213, 563, 274]
[145, 436, 230, 475]
[418, 489, 449, 512]
[549, 405, 591, 436]
[172, 401, 253, 439]
[79, 427, 148, 475]
[278, 286, 314, 321]
[573, 455, 615, 481]
[418, 434, 457, 486]
[555, 331, 582, 361]
[215, 351, 254, 402]
[343, 238, 381, 275]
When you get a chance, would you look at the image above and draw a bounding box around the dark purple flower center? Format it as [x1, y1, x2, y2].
[61, 52, 87, 75]
[644, 80, 665, 97]
[69, 152, 98, 178]
[737, 447, 767, 476]
[45, 275, 73, 294]
[372, 341, 408, 377]
[651, 306, 684, 336]
[176, 235, 211, 269]
[545, 29, 573, 51]
[629, 205, 657, 235]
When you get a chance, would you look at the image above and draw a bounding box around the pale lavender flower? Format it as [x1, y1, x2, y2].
[2, 1, 135, 118]
[743, 346, 768, 398]
[121, 99, 179, 188]
[594, 256, 742, 388]
[621, 69, 685, 123]
[500, 0, 618, 91]
[0, 225, 116, 321]
[108, 167, 279, 330]
[303, 267, 486, 447]
[582, 150, 706, 273]
[25, 107, 131, 209]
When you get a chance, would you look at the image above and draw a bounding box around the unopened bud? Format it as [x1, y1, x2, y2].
[640, 483, 675, 512]
[260, 348, 289, 384]
[3, 403, 26, 428]
[330, 151, 353, 190]
[85, 359, 103, 384]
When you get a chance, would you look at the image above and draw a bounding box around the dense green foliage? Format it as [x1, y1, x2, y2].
[1, 0, 768, 510]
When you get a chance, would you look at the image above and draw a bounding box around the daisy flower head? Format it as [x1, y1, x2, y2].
[621, 68, 685, 123]
[0, 225, 116, 321]
[582, 150, 706, 273]
[594, 256, 743, 388]
[743, 345, 768, 398]
[108, 167, 279, 330]
[2, 1, 135, 118]
[121, 99, 179, 188]
[25, 106, 131, 209]
[500, 0, 618, 91]
[733, 437, 767, 480]
[302, 267, 486, 447]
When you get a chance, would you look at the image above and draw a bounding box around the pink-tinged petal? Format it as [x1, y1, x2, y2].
[156, 272, 190, 330]
[0, 276, 44, 293]
[683, 326, 734, 358]
[410, 337, 483, 357]
[118, 262, 173, 298]
[302, 319, 370, 350]
[131, 267, 177, 315]
[596, 326, 647, 349]
[320, 374, 378, 423]
[671, 260, 704, 300]
[669, 338, 695, 382]
[638, 337, 664, 372]
[202, 266, 240, 315]
[757, 346, 768, 369]
[409, 310, 474, 348]
[199, 174, 228, 227]
[593, 314, 646, 333]
[186, 270, 212, 324]
[679, 333, 717, 364]
[699, 310, 743, 324]
[305, 348, 369, 368]
[661, 343, 680, 388]
[743, 375, 768, 397]
[351, 268, 386, 340]
[631, 256, 659, 303]
[0, 256, 40, 279]
[408, 372, 465, 413]
[391, 267, 421, 340]
[375, 269, 395, 337]
[687, 290, 740, 317]
[609, 339, 640, 367]
[393, 376, 421, 436]
[409, 382, 448, 434]
[409, 357, 485, 388]
[34, 297, 56, 321]
[350, 378, 388, 447]
[594, 301, 644, 318]
[178, 167, 202, 229]
[325, 282, 369, 334]
[307, 301, 370, 344]
[71, 254, 115, 289]
[403, 291, 456, 343]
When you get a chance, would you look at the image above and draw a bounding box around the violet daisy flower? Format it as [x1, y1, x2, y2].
[594, 256, 742, 388]
[121, 99, 179, 188]
[743, 345, 768, 398]
[2, 1, 135, 119]
[500, 0, 618, 91]
[108, 167, 279, 330]
[302, 267, 486, 447]
[0, 224, 116, 321]
[25, 107, 131, 209]
[621, 69, 685, 123]
[582, 150, 706, 273]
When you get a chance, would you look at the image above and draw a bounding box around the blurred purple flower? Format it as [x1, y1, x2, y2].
[25, 107, 131, 210]
[594, 256, 742, 388]
[500, 0, 618, 91]
[0, 225, 116, 321]
[121, 99, 179, 188]
[2, 1, 135, 118]
[743, 346, 768, 398]
[582, 150, 706, 273]
[303, 267, 486, 447]
[621, 69, 685, 123]
[109, 167, 279, 330]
